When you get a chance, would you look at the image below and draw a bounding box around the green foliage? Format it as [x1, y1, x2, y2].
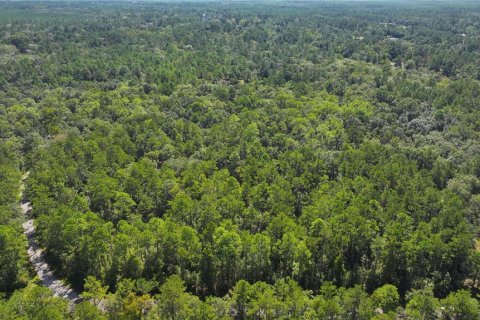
[0, 1, 480, 318]
[0, 283, 70, 320]
[0, 143, 29, 297]
[371, 284, 400, 314]
[441, 290, 480, 320]
[149, 275, 199, 320]
[73, 301, 107, 320]
[405, 288, 441, 320]
[0, 225, 29, 295]
[81, 276, 109, 306]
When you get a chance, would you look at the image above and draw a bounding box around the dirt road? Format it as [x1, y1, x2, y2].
[21, 192, 80, 303]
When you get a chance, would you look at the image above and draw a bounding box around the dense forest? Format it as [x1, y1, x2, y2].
[0, 1, 480, 319]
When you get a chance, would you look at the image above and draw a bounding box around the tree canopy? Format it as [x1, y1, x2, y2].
[0, 1, 479, 319]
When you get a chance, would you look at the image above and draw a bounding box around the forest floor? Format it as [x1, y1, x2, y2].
[20, 172, 81, 305]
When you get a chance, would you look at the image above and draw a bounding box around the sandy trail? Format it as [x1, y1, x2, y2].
[20, 185, 80, 304]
